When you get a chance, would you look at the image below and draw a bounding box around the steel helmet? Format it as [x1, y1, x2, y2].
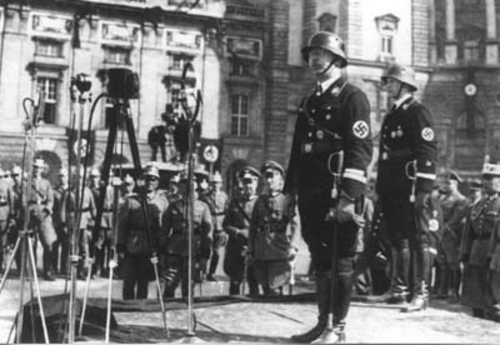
[301, 31, 347, 67]
[381, 64, 418, 91]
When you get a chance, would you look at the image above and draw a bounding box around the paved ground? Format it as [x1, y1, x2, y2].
[1, 271, 500, 344]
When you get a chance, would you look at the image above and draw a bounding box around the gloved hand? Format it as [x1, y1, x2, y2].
[335, 196, 364, 224]
[415, 191, 430, 209]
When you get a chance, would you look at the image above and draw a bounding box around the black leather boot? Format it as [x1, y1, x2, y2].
[401, 249, 429, 313]
[367, 247, 409, 304]
[311, 322, 346, 344]
[291, 272, 331, 343]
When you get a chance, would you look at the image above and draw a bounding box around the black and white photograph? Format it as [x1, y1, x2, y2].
[0, 0, 500, 343]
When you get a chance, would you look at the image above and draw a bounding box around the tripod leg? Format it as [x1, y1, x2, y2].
[0, 236, 21, 293]
[152, 258, 170, 339]
[26, 236, 50, 344]
[78, 257, 94, 336]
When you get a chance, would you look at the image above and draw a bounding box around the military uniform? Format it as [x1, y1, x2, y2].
[0, 174, 13, 272]
[60, 185, 96, 278]
[223, 167, 260, 295]
[9, 167, 24, 270]
[117, 187, 168, 299]
[286, 32, 373, 344]
[437, 180, 469, 300]
[461, 192, 500, 316]
[375, 64, 438, 312]
[249, 187, 300, 294]
[94, 184, 115, 277]
[201, 174, 229, 281]
[160, 192, 212, 298]
[52, 173, 69, 275]
[489, 209, 500, 321]
[28, 169, 57, 280]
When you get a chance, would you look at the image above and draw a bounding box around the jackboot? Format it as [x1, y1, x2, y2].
[401, 249, 429, 313]
[311, 322, 345, 344]
[43, 248, 55, 281]
[291, 272, 331, 343]
[366, 247, 409, 304]
[448, 269, 461, 303]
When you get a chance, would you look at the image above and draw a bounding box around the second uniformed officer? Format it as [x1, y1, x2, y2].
[160, 172, 212, 298]
[285, 31, 373, 343]
[375, 63, 438, 312]
[28, 159, 58, 281]
[249, 160, 300, 295]
[117, 165, 168, 299]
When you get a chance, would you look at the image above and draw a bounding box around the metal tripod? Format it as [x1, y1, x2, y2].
[0, 95, 50, 344]
[78, 97, 169, 340]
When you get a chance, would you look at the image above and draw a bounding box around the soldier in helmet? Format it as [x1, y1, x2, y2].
[117, 164, 168, 299]
[461, 158, 500, 319]
[249, 160, 300, 295]
[372, 63, 438, 312]
[200, 171, 229, 282]
[223, 166, 261, 295]
[28, 159, 58, 281]
[160, 171, 212, 298]
[285, 31, 373, 343]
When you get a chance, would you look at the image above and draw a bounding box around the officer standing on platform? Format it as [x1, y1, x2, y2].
[223, 166, 261, 295]
[28, 159, 58, 281]
[461, 158, 500, 319]
[160, 172, 212, 298]
[285, 31, 373, 343]
[374, 63, 438, 312]
[249, 160, 300, 295]
[117, 165, 168, 299]
[201, 171, 228, 282]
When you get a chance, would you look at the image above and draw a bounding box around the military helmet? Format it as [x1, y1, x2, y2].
[144, 165, 160, 179]
[381, 63, 418, 91]
[33, 158, 45, 168]
[123, 174, 135, 185]
[301, 31, 347, 67]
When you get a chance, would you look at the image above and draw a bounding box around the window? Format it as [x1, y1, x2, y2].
[104, 47, 130, 64]
[381, 36, 393, 55]
[37, 77, 58, 124]
[169, 54, 193, 71]
[35, 40, 63, 57]
[464, 40, 480, 62]
[230, 94, 249, 136]
[231, 59, 253, 76]
[375, 14, 399, 61]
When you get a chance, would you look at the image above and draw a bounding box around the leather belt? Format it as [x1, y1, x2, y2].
[301, 141, 339, 154]
[0, 202, 8, 206]
[474, 233, 491, 240]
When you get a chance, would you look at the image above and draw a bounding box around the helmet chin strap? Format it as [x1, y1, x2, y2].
[317, 58, 336, 77]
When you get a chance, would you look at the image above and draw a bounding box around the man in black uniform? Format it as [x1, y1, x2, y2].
[285, 31, 373, 343]
[375, 63, 438, 312]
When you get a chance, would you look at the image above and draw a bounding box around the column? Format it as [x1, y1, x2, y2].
[444, 0, 457, 64]
[486, 0, 498, 65]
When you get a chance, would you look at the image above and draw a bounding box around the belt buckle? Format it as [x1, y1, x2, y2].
[303, 143, 312, 153]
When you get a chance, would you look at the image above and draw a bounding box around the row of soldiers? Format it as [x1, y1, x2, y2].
[117, 159, 300, 299]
